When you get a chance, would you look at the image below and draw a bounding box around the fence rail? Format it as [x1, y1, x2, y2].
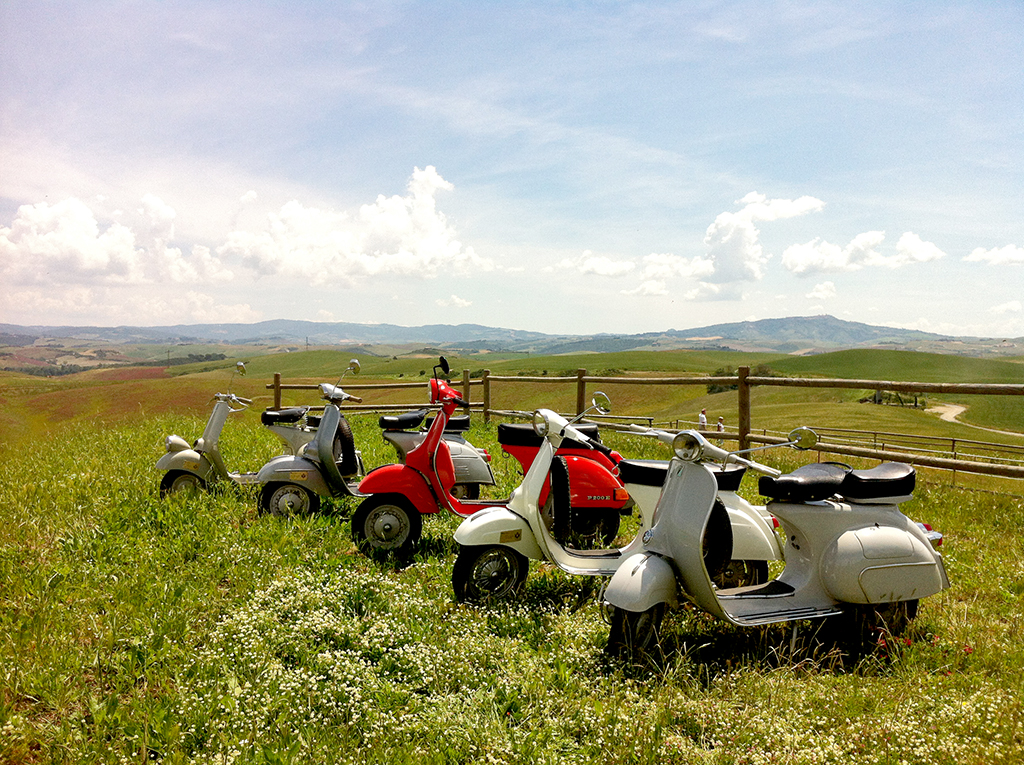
[266, 366, 1024, 480]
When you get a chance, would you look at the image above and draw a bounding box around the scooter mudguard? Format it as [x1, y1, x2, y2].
[559, 455, 629, 510]
[604, 552, 679, 612]
[358, 465, 440, 514]
[257, 454, 331, 497]
[156, 449, 213, 480]
[453, 507, 545, 560]
[822, 524, 949, 604]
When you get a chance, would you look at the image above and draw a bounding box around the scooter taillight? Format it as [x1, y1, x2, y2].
[481, 449, 492, 463]
[772, 516, 780, 529]
[918, 522, 943, 548]
[613, 487, 630, 502]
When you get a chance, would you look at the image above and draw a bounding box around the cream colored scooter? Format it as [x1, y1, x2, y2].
[603, 428, 949, 657]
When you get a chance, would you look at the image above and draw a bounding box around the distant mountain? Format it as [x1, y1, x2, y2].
[2, 315, 1020, 361]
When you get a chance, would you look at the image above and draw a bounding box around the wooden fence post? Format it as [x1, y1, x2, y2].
[273, 372, 282, 409]
[576, 369, 587, 416]
[462, 369, 471, 405]
[737, 366, 750, 451]
[483, 370, 491, 423]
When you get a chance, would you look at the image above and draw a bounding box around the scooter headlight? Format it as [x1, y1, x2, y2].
[532, 410, 548, 437]
[672, 431, 704, 462]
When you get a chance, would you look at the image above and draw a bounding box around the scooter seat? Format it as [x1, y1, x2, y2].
[840, 462, 916, 501]
[759, 463, 849, 503]
[497, 422, 601, 449]
[379, 409, 428, 431]
[424, 414, 471, 433]
[618, 459, 746, 491]
[261, 407, 309, 426]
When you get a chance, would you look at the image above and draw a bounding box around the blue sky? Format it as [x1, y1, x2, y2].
[1, 1, 1022, 337]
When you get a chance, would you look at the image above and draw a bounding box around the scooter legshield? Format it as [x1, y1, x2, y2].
[256, 454, 331, 497]
[604, 552, 679, 612]
[357, 465, 440, 514]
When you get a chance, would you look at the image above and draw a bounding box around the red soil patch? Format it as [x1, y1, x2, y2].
[91, 367, 170, 381]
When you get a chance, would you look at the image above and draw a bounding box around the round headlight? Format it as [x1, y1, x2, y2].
[532, 410, 548, 437]
[672, 432, 704, 462]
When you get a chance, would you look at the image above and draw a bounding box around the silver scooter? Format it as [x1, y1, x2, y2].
[603, 428, 949, 657]
[255, 359, 366, 515]
[158, 362, 318, 496]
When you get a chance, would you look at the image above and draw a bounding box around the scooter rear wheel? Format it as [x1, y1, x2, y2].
[351, 495, 422, 559]
[260, 482, 321, 517]
[605, 603, 665, 659]
[160, 470, 206, 498]
[452, 545, 528, 604]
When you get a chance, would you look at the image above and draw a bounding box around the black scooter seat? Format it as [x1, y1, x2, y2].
[379, 409, 428, 431]
[497, 422, 600, 450]
[261, 407, 309, 426]
[759, 463, 849, 502]
[618, 459, 746, 491]
[424, 415, 471, 433]
[759, 461, 916, 503]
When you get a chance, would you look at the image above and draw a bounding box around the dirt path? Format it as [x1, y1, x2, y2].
[927, 403, 1024, 439]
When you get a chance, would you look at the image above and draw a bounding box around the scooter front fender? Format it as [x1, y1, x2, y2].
[358, 465, 440, 514]
[604, 552, 679, 612]
[257, 454, 331, 497]
[453, 507, 545, 560]
[156, 449, 212, 479]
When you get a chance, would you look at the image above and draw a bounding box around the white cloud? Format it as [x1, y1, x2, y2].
[0, 196, 232, 287]
[806, 281, 836, 300]
[965, 244, 1024, 266]
[990, 300, 1022, 314]
[782, 231, 944, 275]
[621, 279, 668, 296]
[553, 250, 636, 277]
[218, 166, 493, 285]
[704, 191, 825, 283]
[638, 252, 715, 280]
[436, 294, 472, 308]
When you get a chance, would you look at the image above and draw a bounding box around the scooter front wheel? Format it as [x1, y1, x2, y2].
[452, 545, 528, 604]
[160, 470, 206, 498]
[351, 495, 422, 559]
[605, 603, 665, 659]
[260, 482, 321, 517]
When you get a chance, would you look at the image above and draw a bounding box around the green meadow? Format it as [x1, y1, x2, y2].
[1, 348, 1022, 763]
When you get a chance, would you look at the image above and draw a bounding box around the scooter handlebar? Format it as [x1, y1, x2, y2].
[346, 394, 363, 403]
[234, 396, 253, 406]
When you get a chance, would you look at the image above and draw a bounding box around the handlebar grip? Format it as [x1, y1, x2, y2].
[591, 440, 614, 457]
[235, 396, 253, 405]
[454, 397, 469, 407]
[347, 395, 363, 403]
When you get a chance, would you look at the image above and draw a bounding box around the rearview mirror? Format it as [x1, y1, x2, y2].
[235, 361, 246, 376]
[347, 359, 361, 375]
[787, 427, 818, 450]
[591, 391, 612, 415]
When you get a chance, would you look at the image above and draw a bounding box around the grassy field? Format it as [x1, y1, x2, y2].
[1, 349, 1023, 763]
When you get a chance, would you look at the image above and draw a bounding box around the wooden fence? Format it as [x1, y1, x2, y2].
[267, 366, 1024, 480]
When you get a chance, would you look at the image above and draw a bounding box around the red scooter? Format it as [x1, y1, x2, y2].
[352, 357, 631, 557]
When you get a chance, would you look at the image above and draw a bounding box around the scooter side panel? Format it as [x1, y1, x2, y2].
[256, 455, 331, 497]
[156, 449, 212, 479]
[604, 552, 679, 611]
[453, 508, 545, 560]
[823, 525, 948, 604]
[722, 493, 784, 561]
[358, 465, 441, 513]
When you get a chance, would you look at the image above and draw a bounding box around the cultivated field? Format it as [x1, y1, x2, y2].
[1, 349, 1022, 763]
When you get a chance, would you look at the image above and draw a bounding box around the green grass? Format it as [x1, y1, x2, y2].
[1, 404, 1023, 763]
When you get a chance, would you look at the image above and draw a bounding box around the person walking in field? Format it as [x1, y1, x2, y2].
[716, 416, 724, 433]
[698, 408, 707, 429]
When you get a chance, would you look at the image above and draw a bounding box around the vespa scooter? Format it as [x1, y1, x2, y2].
[158, 362, 318, 496]
[450, 409, 784, 603]
[353, 358, 630, 558]
[254, 360, 365, 516]
[603, 428, 949, 657]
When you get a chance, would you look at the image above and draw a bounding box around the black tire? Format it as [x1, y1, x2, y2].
[351, 495, 422, 558]
[450, 483, 481, 500]
[333, 417, 358, 477]
[565, 508, 621, 550]
[160, 470, 206, 498]
[825, 599, 919, 655]
[260, 482, 320, 517]
[452, 545, 529, 604]
[606, 603, 665, 659]
[713, 559, 769, 589]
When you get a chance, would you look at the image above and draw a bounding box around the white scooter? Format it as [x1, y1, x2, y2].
[255, 359, 366, 516]
[451, 404, 783, 603]
[603, 428, 949, 657]
[158, 362, 318, 496]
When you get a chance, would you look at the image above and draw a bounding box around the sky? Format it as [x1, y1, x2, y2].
[1, 1, 1022, 338]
